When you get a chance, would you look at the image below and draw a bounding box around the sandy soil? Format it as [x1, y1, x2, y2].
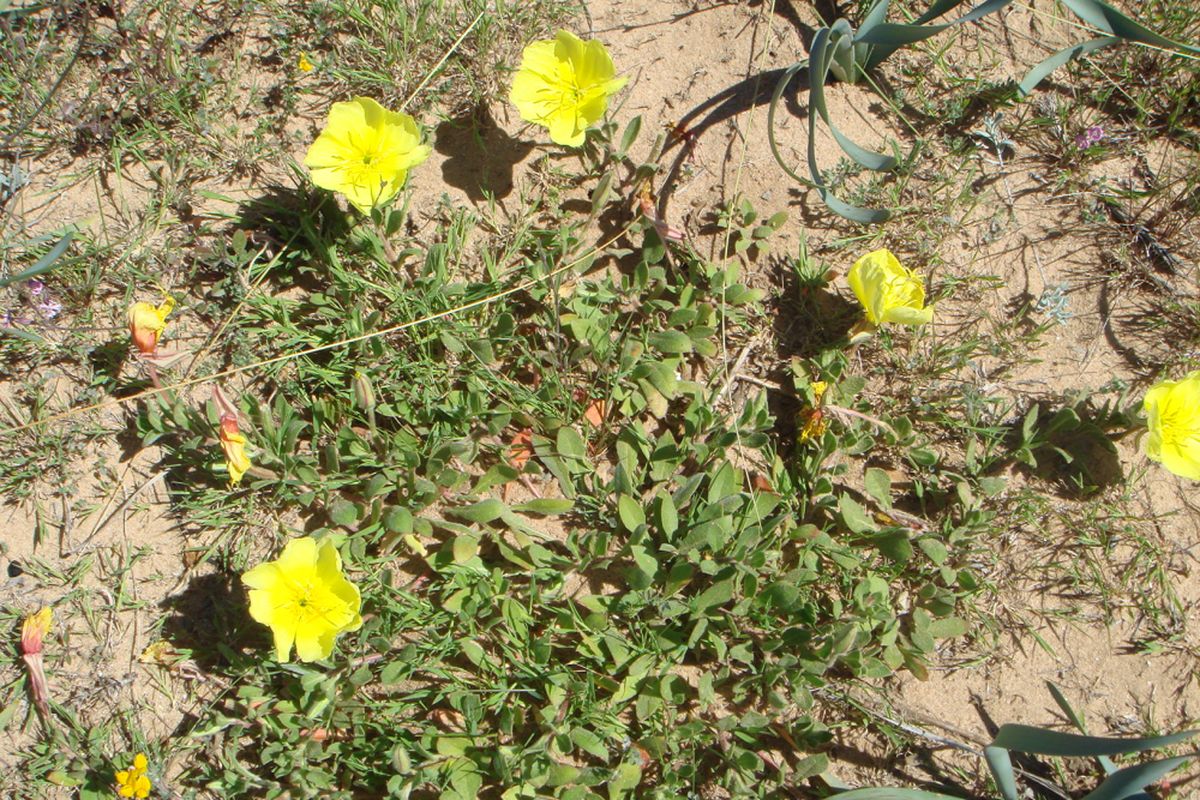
[2, 0, 1198, 795]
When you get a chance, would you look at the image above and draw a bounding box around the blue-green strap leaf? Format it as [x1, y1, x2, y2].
[913, 0, 974, 25]
[811, 30, 897, 171]
[808, 29, 893, 222]
[830, 789, 964, 799]
[861, 0, 893, 30]
[1081, 756, 1193, 800]
[1018, 36, 1120, 95]
[857, 0, 1014, 45]
[1060, 0, 1200, 53]
[1047, 683, 1117, 775]
[767, 61, 813, 186]
[990, 724, 1200, 757]
[984, 745, 1020, 800]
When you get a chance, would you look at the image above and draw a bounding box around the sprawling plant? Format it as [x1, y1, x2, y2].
[768, 0, 1200, 222]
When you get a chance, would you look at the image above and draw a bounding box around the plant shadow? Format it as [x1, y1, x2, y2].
[435, 105, 536, 203]
[159, 570, 260, 672]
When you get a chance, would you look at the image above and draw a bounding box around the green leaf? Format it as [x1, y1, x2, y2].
[591, 171, 615, 215]
[1018, 37, 1119, 96]
[874, 530, 912, 563]
[863, 468, 892, 508]
[926, 617, 968, 639]
[989, 724, 1199, 757]
[839, 495, 875, 534]
[570, 727, 609, 760]
[1060, 0, 1200, 53]
[328, 500, 360, 527]
[647, 329, 694, 354]
[452, 498, 506, 523]
[452, 535, 480, 563]
[618, 114, 643, 154]
[557, 426, 589, 467]
[436, 736, 472, 757]
[1082, 756, 1192, 800]
[917, 537, 948, 565]
[984, 744, 1018, 800]
[511, 498, 573, 515]
[1047, 682, 1117, 775]
[532, 434, 575, 498]
[657, 491, 679, 537]
[828, 790, 962, 799]
[609, 763, 642, 798]
[0, 233, 73, 289]
[692, 578, 736, 613]
[617, 494, 646, 532]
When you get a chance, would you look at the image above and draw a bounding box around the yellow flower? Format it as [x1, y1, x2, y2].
[298, 52, 314, 72]
[219, 417, 252, 485]
[242, 537, 363, 662]
[20, 607, 51, 656]
[847, 248, 933, 327]
[128, 297, 174, 354]
[303, 97, 431, 212]
[115, 753, 152, 799]
[509, 30, 627, 147]
[1143, 371, 1200, 481]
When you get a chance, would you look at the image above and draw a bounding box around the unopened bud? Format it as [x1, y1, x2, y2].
[352, 371, 376, 412]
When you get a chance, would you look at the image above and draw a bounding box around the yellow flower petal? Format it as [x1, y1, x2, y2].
[847, 248, 932, 327]
[304, 97, 430, 212]
[219, 419, 252, 484]
[128, 297, 175, 354]
[1144, 371, 1200, 481]
[21, 606, 52, 655]
[509, 30, 625, 148]
[241, 537, 363, 663]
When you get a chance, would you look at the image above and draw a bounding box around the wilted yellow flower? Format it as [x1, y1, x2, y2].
[219, 417, 252, 485]
[242, 537, 363, 662]
[509, 30, 627, 147]
[799, 381, 828, 443]
[298, 52, 314, 72]
[303, 97, 431, 212]
[115, 753, 152, 799]
[21, 607, 52, 720]
[847, 248, 933, 327]
[128, 297, 174, 354]
[20, 606, 52, 656]
[1143, 371, 1200, 481]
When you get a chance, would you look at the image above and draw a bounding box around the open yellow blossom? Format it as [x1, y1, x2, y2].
[298, 52, 314, 72]
[1143, 371, 1200, 481]
[303, 97, 431, 212]
[219, 417, 252, 485]
[128, 297, 174, 354]
[509, 30, 627, 147]
[847, 248, 933, 327]
[242, 537, 363, 662]
[115, 753, 152, 799]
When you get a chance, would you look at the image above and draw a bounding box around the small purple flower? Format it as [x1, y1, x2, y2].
[1074, 125, 1105, 148]
[36, 299, 63, 320]
[27, 279, 45, 296]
